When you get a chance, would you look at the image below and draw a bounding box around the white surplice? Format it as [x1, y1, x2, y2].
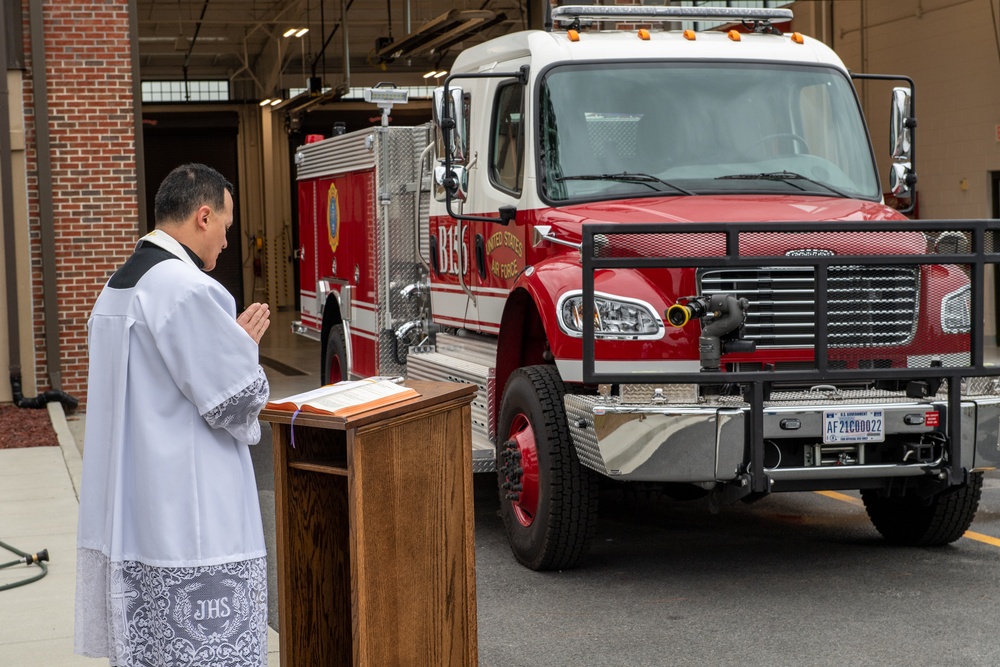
[75, 230, 270, 667]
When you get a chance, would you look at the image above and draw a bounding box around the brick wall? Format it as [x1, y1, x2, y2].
[20, 0, 137, 407]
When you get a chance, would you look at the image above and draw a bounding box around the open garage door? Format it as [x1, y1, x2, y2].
[143, 111, 244, 310]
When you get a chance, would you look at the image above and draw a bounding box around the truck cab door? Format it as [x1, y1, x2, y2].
[430, 63, 528, 335]
[463, 72, 528, 333]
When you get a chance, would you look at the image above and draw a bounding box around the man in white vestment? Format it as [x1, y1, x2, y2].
[75, 163, 272, 666]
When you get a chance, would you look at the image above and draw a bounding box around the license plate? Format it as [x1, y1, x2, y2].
[823, 409, 885, 444]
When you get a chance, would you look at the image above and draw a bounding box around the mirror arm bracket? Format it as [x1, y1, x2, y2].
[852, 72, 917, 216]
[441, 67, 530, 225]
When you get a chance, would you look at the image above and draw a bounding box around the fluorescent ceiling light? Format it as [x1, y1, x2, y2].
[434, 71, 448, 78]
[283, 28, 298, 37]
[259, 98, 272, 106]
[422, 71, 437, 79]
[295, 28, 309, 37]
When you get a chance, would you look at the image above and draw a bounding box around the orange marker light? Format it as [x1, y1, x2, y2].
[568, 29, 580, 42]
[791, 32, 805, 44]
[727, 29, 741, 42]
[638, 28, 650, 41]
[683, 29, 696, 41]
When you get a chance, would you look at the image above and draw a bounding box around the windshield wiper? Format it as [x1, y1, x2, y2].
[556, 172, 696, 196]
[715, 170, 848, 198]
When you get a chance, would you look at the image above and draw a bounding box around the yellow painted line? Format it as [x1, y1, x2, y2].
[815, 490, 863, 506]
[815, 490, 1000, 548]
[963, 530, 1000, 548]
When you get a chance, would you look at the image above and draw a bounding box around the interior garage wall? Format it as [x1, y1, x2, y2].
[815, 0, 1000, 338]
[826, 0, 1000, 219]
[261, 106, 295, 312]
[19, 0, 138, 407]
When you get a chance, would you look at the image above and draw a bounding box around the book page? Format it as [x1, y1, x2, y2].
[268, 380, 374, 408]
[267, 379, 419, 416]
[307, 382, 412, 414]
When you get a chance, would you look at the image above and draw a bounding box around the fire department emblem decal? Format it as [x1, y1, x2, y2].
[327, 183, 340, 253]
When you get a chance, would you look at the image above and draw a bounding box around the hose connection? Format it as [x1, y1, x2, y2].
[667, 294, 755, 372]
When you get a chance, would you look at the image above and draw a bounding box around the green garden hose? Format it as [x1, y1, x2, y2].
[0, 539, 48, 591]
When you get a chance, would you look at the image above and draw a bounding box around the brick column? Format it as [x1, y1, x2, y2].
[21, 0, 137, 407]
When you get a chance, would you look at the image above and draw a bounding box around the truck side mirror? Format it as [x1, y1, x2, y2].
[889, 163, 916, 198]
[433, 86, 467, 165]
[890, 87, 913, 161]
[889, 86, 917, 201]
[434, 164, 467, 201]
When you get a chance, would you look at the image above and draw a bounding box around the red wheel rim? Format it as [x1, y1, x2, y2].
[507, 413, 539, 527]
[327, 353, 342, 384]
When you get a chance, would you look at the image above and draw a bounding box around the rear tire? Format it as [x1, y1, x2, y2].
[497, 365, 598, 570]
[321, 324, 348, 385]
[861, 472, 983, 546]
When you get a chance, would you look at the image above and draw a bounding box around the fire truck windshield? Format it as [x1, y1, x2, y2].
[538, 62, 880, 203]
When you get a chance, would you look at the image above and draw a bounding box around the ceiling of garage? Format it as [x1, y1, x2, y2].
[135, 0, 534, 102]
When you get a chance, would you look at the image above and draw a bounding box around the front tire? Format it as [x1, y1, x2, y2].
[861, 473, 983, 546]
[497, 365, 598, 570]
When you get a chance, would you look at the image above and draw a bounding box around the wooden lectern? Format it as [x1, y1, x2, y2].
[261, 380, 478, 666]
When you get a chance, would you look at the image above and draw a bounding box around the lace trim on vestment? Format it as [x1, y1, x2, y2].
[202, 367, 269, 444]
[75, 548, 268, 666]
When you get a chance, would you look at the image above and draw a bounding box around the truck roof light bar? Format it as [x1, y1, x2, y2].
[550, 5, 793, 27]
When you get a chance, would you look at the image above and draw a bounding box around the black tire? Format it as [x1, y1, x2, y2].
[321, 324, 348, 385]
[861, 472, 984, 546]
[496, 365, 598, 570]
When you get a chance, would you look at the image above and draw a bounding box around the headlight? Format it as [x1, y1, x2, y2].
[931, 231, 970, 255]
[941, 285, 970, 333]
[557, 292, 663, 339]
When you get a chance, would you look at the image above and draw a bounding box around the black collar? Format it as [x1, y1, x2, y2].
[108, 239, 205, 288]
[179, 243, 206, 269]
[135, 238, 204, 269]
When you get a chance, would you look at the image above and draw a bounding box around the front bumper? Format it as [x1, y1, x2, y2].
[564, 392, 1000, 484]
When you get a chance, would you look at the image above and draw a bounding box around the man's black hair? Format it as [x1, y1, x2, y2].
[153, 163, 235, 226]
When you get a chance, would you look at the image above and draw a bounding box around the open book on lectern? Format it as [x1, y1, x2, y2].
[266, 378, 420, 419]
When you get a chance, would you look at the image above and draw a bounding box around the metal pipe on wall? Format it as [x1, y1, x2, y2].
[0, 0, 22, 381]
[128, 0, 146, 233]
[19, 0, 75, 409]
[1, 0, 76, 409]
[28, 0, 64, 392]
[342, 0, 351, 90]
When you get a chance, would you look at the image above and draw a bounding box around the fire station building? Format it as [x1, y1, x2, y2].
[2, 0, 999, 406]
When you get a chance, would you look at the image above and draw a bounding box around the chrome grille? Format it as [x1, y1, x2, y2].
[698, 266, 919, 348]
